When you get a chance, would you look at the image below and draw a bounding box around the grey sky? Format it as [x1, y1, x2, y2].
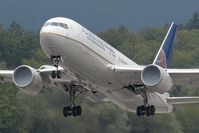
[0, 0, 198, 32]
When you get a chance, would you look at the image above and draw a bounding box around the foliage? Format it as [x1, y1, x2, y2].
[0, 84, 25, 133]
[184, 12, 199, 30]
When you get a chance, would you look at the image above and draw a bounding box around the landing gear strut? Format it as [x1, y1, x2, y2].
[62, 82, 86, 117]
[124, 85, 156, 117]
[50, 55, 62, 79]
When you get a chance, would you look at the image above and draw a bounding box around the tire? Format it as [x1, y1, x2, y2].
[77, 105, 82, 116]
[51, 71, 56, 79]
[63, 106, 69, 117]
[141, 105, 146, 116]
[72, 106, 77, 117]
[151, 105, 155, 116]
[57, 71, 62, 79]
[136, 106, 142, 116]
[146, 106, 151, 117]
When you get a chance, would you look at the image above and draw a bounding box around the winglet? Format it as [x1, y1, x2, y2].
[153, 22, 177, 68]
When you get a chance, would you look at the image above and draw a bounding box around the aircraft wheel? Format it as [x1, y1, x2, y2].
[136, 106, 142, 116]
[146, 106, 151, 116]
[72, 106, 77, 117]
[151, 105, 155, 116]
[51, 71, 56, 79]
[77, 105, 82, 116]
[57, 71, 62, 79]
[63, 106, 69, 117]
[141, 105, 146, 116]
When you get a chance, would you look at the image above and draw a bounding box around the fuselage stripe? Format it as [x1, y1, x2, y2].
[40, 32, 114, 65]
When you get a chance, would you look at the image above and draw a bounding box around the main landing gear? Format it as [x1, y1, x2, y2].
[51, 55, 62, 79]
[62, 82, 86, 117]
[125, 85, 156, 117]
[136, 90, 155, 117]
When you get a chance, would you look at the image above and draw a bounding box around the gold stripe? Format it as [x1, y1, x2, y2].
[40, 32, 114, 65]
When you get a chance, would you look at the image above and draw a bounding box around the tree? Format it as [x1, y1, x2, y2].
[0, 84, 25, 133]
[184, 12, 199, 30]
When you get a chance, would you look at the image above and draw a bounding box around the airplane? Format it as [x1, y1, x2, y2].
[1, 17, 199, 117]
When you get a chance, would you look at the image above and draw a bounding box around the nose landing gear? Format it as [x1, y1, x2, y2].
[51, 70, 62, 79]
[50, 55, 62, 79]
[63, 105, 82, 117]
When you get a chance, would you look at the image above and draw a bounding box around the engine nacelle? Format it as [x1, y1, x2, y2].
[12, 65, 43, 95]
[141, 65, 172, 94]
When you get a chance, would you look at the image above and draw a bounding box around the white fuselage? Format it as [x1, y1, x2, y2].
[39, 17, 172, 113]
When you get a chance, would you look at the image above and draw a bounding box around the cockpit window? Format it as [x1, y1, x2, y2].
[43, 22, 69, 29]
[43, 22, 51, 27]
[59, 23, 69, 29]
[51, 22, 59, 26]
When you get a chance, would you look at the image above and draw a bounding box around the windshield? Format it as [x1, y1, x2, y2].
[43, 22, 69, 29]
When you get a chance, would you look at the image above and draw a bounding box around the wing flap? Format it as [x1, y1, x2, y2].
[39, 65, 64, 73]
[167, 69, 199, 87]
[167, 96, 199, 104]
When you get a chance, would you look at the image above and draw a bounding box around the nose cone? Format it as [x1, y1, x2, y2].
[40, 25, 46, 35]
[40, 24, 59, 36]
[39, 18, 71, 51]
[40, 32, 65, 57]
[39, 17, 82, 58]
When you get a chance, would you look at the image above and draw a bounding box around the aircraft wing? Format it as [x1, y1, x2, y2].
[167, 69, 199, 87]
[108, 65, 199, 87]
[0, 65, 67, 83]
[107, 65, 144, 84]
[109, 65, 199, 104]
[0, 70, 14, 82]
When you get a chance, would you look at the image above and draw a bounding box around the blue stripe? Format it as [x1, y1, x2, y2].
[163, 23, 177, 67]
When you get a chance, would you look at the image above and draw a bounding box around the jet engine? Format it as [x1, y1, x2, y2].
[141, 65, 172, 94]
[12, 65, 43, 94]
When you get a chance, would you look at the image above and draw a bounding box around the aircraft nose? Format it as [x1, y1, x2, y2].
[40, 32, 68, 58]
[40, 24, 51, 36]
